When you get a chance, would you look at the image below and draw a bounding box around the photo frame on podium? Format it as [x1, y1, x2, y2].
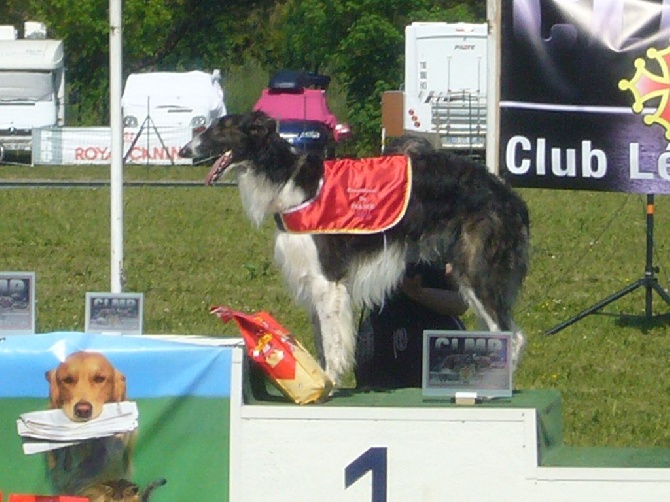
[0, 272, 36, 335]
[422, 330, 513, 399]
[85, 292, 144, 335]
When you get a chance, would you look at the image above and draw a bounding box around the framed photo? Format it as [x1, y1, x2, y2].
[422, 330, 513, 399]
[85, 292, 144, 335]
[0, 272, 36, 335]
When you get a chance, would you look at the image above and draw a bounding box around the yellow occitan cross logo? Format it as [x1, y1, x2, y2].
[619, 46, 670, 140]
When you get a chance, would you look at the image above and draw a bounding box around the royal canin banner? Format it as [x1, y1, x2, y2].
[500, 0, 670, 194]
[32, 127, 193, 166]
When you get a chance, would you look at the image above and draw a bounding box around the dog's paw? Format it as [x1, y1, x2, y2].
[325, 371, 341, 389]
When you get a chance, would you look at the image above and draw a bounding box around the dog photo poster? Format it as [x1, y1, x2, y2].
[1, 332, 235, 500]
[0, 272, 35, 335]
[85, 292, 144, 335]
[422, 330, 513, 398]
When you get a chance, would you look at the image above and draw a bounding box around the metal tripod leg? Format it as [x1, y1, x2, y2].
[648, 278, 670, 312]
[123, 114, 175, 165]
[544, 280, 643, 335]
[545, 194, 670, 336]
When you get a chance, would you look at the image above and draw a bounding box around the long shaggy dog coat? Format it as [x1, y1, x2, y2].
[180, 111, 530, 386]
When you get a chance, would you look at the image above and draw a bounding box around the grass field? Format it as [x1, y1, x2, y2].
[2, 164, 670, 449]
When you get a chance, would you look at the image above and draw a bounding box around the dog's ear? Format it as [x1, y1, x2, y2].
[113, 369, 127, 402]
[45, 369, 60, 408]
[248, 111, 277, 139]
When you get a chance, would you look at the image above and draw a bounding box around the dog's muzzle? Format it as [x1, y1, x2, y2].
[74, 400, 94, 420]
[178, 144, 194, 158]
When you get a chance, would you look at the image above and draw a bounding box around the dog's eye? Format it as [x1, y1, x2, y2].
[93, 375, 106, 383]
[62, 376, 75, 385]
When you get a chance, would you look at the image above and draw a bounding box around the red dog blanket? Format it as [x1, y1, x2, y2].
[276, 155, 411, 234]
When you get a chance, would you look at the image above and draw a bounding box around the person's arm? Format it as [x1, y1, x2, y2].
[400, 268, 468, 316]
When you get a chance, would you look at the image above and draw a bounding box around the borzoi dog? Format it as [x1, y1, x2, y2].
[180, 111, 530, 386]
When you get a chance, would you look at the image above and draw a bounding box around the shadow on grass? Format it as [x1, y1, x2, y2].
[581, 311, 670, 333]
[613, 312, 670, 333]
[544, 310, 670, 336]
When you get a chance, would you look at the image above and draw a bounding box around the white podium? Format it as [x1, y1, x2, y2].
[228, 349, 670, 502]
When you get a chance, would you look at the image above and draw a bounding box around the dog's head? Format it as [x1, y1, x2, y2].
[179, 111, 281, 186]
[45, 351, 127, 422]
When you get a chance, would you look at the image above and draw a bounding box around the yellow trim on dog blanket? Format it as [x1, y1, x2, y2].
[277, 155, 411, 234]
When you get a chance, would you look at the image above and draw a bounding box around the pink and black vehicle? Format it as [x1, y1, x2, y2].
[253, 70, 351, 159]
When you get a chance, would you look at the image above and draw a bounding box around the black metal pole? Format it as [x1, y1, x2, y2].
[644, 194, 654, 318]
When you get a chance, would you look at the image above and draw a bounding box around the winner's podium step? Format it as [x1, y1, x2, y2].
[228, 351, 670, 501]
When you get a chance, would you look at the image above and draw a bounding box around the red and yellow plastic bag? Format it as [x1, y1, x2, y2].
[210, 306, 333, 404]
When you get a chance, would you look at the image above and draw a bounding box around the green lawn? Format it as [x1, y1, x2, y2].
[1, 165, 669, 448]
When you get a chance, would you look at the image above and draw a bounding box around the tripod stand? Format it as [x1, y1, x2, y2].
[123, 100, 174, 166]
[545, 193, 670, 336]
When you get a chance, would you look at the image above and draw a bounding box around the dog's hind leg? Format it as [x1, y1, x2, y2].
[459, 285, 501, 331]
[459, 284, 526, 370]
[449, 214, 529, 371]
[509, 322, 526, 371]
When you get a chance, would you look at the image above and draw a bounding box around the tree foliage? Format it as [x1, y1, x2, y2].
[4, 0, 485, 153]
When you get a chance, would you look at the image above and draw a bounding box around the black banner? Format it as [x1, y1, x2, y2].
[500, 0, 670, 194]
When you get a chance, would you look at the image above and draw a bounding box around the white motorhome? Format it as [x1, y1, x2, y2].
[122, 70, 226, 134]
[0, 22, 65, 154]
[403, 22, 487, 155]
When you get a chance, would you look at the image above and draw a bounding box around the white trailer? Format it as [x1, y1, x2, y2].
[121, 70, 227, 134]
[403, 22, 487, 155]
[0, 22, 65, 154]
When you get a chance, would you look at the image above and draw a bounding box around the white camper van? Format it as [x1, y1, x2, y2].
[0, 22, 65, 154]
[403, 22, 487, 155]
[121, 70, 227, 134]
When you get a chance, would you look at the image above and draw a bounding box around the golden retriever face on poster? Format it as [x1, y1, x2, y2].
[45, 351, 127, 421]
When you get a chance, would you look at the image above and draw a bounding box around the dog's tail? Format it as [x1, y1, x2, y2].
[141, 477, 167, 502]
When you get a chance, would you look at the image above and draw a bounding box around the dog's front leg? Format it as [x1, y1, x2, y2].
[274, 232, 355, 385]
[310, 276, 355, 386]
[309, 310, 325, 367]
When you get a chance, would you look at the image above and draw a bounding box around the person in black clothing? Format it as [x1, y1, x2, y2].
[355, 134, 469, 389]
[354, 262, 468, 389]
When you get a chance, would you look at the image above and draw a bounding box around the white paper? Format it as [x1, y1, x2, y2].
[17, 401, 138, 454]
